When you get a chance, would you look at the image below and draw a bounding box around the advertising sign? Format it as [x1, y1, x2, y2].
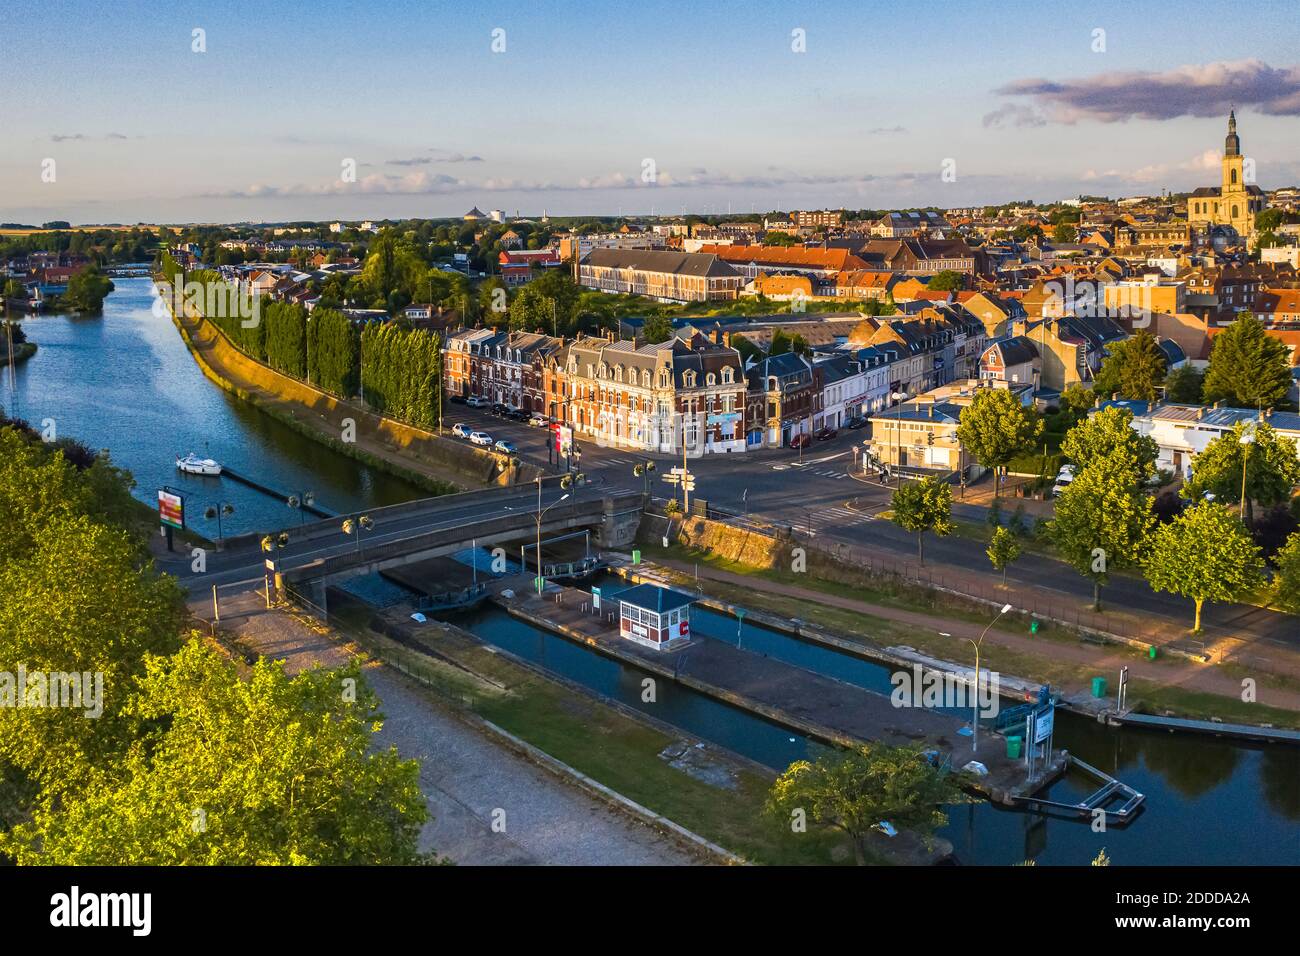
[1033, 705, 1054, 743]
[158, 489, 184, 530]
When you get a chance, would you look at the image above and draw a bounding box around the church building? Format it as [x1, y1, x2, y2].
[1187, 110, 1266, 239]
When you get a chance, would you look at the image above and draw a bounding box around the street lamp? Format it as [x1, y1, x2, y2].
[633, 459, 656, 498]
[341, 514, 374, 553]
[889, 391, 909, 486]
[966, 603, 1012, 753]
[534, 475, 573, 594]
[203, 501, 235, 542]
[1239, 422, 1257, 521]
[286, 490, 315, 526]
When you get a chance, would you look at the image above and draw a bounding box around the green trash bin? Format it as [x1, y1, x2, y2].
[1006, 736, 1023, 759]
[1091, 676, 1107, 698]
[1148, 645, 1157, 659]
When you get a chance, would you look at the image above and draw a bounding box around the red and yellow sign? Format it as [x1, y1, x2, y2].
[158, 489, 184, 530]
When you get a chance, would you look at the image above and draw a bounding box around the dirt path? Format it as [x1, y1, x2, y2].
[654, 558, 1300, 712]
[199, 587, 701, 865]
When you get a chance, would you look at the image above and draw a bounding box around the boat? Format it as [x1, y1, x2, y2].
[176, 453, 223, 476]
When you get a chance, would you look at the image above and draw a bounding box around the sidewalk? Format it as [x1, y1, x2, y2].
[652, 558, 1300, 712]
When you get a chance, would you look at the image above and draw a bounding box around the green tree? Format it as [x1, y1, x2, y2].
[507, 285, 552, 333]
[1058, 383, 1096, 421]
[1202, 313, 1293, 409]
[956, 389, 1043, 498]
[62, 265, 115, 313]
[1183, 421, 1300, 524]
[1051, 222, 1078, 243]
[1164, 365, 1204, 405]
[766, 743, 964, 865]
[1049, 451, 1155, 610]
[1144, 503, 1265, 632]
[986, 526, 1021, 585]
[642, 314, 674, 344]
[1093, 329, 1167, 402]
[927, 270, 963, 292]
[0, 638, 427, 865]
[890, 476, 952, 564]
[1060, 405, 1158, 482]
[1272, 531, 1300, 614]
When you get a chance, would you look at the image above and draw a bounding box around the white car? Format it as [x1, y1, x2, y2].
[452, 423, 472, 439]
[1051, 464, 1076, 498]
[528, 413, 549, 427]
[466, 395, 489, 409]
[469, 431, 493, 447]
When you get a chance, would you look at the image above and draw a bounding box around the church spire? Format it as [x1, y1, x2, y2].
[1225, 108, 1240, 156]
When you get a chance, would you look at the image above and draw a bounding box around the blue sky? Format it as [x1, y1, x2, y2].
[4, 0, 1299, 223]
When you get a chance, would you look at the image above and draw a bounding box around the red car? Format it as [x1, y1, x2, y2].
[789, 433, 812, 449]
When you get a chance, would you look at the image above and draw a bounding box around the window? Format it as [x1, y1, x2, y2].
[706, 372, 715, 386]
[722, 367, 733, 384]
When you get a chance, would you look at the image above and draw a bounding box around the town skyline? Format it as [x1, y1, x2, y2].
[5, 0, 1300, 224]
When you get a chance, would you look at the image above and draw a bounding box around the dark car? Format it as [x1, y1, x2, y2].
[815, 427, 838, 441]
[790, 433, 812, 450]
[508, 408, 530, 422]
[490, 402, 510, 417]
[448, 394, 467, 404]
[845, 415, 867, 430]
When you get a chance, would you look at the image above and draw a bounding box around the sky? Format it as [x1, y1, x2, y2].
[3, 0, 1299, 224]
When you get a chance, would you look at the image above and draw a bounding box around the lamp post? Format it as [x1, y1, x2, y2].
[286, 490, 315, 527]
[1239, 422, 1257, 521]
[204, 502, 236, 542]
[341, 514, 374, 553]
[967, 603, 1012, 753]
[890, 390, 909, 486]
[534, 475, 572, 594]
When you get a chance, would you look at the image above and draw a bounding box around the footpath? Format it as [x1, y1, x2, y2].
[652, 557, 1300, 714]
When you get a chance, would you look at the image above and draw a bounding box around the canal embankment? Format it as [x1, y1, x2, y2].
[164, 288, 534, 495]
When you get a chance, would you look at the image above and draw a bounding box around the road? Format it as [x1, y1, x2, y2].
[442, 404, 1298, 648]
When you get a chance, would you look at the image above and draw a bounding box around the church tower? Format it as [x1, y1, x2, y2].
[1222, 109, 1245, 193]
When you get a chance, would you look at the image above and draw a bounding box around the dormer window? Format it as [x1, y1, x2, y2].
[684, 371, 697, 388]
[722, 367, 733, 384]
[706, 372, 716, 386]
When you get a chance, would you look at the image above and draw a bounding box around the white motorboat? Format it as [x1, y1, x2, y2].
[176, 453, 223, 476]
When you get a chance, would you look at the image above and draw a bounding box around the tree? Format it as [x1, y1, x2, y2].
[927, 270, 963, 292]
[0, 638, 428, 864]
[986, 526, 1021, 585]
[1144, 503, 1265, 632]
[1060, 406, 1158, 483]
[1051, 222, 1078, 244]
[890, 476, 952, 564]
[1092, 330, 1167, 402]
[1272, 531, 1300, 614]
[766, 743, 964, 865]
[1164, 365, 1204, 405]
[62, 265, 115, 313]
[641, 314, 673, 344]
[1202, 313, 1293, 409]
[1058, 383, 1096, 421]
[1049, 451, 1155, 610]
[507, 285, 552, 332]
[956, 389, 1043, 498]
[1183, 421, 1300, 524]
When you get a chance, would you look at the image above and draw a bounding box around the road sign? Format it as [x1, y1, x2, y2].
[591, 586, 601, 611]
[1033, 705, 1054, 743]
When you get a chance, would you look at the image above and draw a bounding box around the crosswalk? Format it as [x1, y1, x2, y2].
[784, 504, 876, 532]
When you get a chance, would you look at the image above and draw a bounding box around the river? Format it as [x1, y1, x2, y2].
[4, 278, 426, 537]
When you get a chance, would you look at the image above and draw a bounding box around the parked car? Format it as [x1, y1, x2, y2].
[815, 426, 838, 441]
[490, 402, 510, 417]
[1051, 464, 1076, 498]
[845, 416, 867, 430]
[528, 413, 549, 427]
[493, 439, 517, 454]
[469, 431, 493, 447]
[466, 395, 489, 409]
[448, 394, 467, 404]
[452, 423, 472, 439]
[790, 433, 812, 450]
[507, 408, 530, 422]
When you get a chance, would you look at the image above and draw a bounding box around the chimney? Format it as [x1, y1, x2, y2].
[927, 402, 934, 420]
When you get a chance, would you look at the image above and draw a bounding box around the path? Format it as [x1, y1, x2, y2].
[196, 586, 700, 866]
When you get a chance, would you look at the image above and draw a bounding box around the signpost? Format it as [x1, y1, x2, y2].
[158, 487, 185, 552]
[591, 586, 601, 612]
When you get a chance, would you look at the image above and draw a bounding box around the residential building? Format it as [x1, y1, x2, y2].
[578, 248, 743, 303]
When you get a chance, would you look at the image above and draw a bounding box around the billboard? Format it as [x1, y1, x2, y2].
[158, 489, 184, 530]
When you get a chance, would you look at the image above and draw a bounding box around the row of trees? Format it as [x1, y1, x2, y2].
[1095, 316, 1293, 410]
[0, 422, 427, 862]
[360, 322, 442, 430]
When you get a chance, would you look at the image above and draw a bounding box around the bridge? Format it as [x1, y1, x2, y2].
[177, 477, 644, 610]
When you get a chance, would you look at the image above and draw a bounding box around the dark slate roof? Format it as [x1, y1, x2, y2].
[614, 584, 696, 614]
[990, 335, 1039, 366]
[583, 248, 740, 278]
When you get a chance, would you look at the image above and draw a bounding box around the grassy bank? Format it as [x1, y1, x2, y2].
[638, 540, 1300, 731]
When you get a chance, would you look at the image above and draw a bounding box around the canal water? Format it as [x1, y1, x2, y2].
[5, 278, 426, 537]
[451, 575, 1300, 866]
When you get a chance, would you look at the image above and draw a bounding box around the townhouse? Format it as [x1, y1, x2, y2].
[578, 248, 744, 303]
